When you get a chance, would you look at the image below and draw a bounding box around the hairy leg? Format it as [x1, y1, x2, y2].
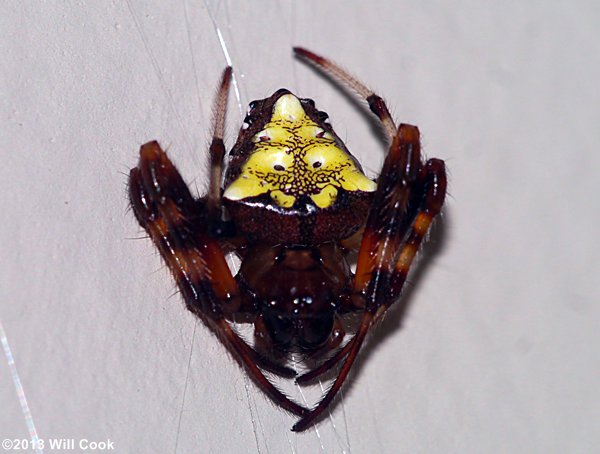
[129, 141, 305, 415]
[292, 124, 446, 431]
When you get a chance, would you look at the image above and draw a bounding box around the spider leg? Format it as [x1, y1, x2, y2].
[382, 157, 446, 313]
[354, 124, 427, 296]
[206, 66, 232, 221]
[294, 47, 396, 141]
[292, 124, 446, 431]
[292, 313, 373, 432]
[128, 141, 306, 416]
[296, 123, 423, 385]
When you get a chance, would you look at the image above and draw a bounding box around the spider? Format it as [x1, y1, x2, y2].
[128, 47, 447, 431]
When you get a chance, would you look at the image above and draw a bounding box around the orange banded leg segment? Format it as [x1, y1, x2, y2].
[129, 141, 238, 313]
[354, 124, 423, 297]
[387, 158, 447, 307]
[128, 141, 304, 414]
[293, 47, 396, 140]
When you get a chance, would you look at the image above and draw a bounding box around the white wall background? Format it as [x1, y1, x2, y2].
[2, 1, 599, 453]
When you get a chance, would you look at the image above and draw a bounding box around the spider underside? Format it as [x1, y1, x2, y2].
[128, 47, 447, 431]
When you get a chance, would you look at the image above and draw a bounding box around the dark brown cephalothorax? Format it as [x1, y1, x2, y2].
[128, 47, 447, 431]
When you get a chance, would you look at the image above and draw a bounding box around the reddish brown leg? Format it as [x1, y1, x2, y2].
[292, 124, 446, 431]
[386, 158, 446, 311]
[294, 47, 396, 141]
[293, 313, 373, 432]
[296, 124, 422, 387]
[206, 66, 232, 221]
[354, 124, 424, 298]
[129, 141, 305, 416]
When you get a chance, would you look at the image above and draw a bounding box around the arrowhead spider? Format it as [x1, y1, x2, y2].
[128, 47, 447, 431]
